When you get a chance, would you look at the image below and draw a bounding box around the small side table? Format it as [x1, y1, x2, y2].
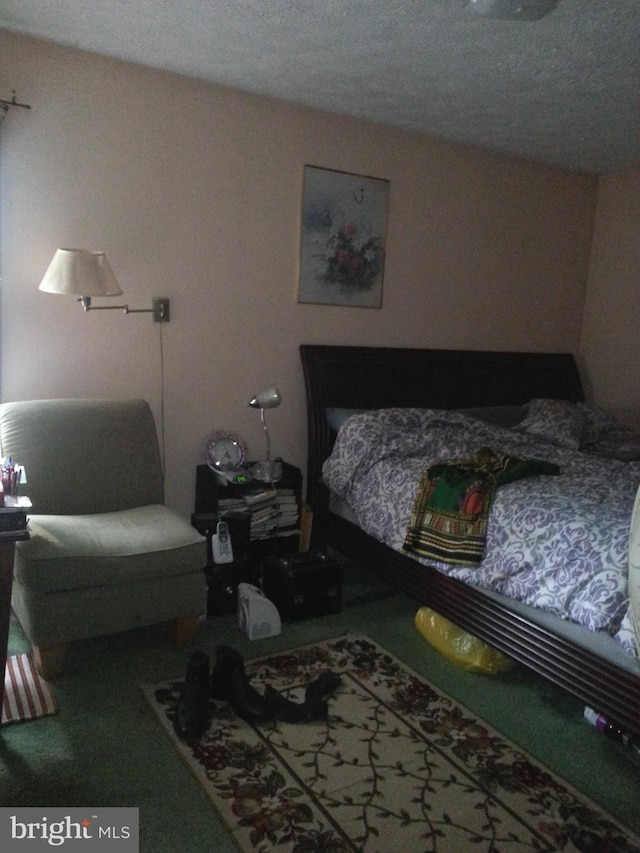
[0, 528, 30, 721]
[193, 462, 303, 616]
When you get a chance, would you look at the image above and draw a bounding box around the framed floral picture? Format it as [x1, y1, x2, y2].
[298, 165, 389, 308]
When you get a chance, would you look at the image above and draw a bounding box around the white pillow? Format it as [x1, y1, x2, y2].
[516, 398, 586, 448]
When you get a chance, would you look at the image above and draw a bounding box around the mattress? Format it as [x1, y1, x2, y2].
[322, 405, 640, 657]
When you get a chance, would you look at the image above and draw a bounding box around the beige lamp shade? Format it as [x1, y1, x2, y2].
[39, 249, 123, 297]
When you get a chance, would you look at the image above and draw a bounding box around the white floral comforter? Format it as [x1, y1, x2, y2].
[322, 408, 640, 657]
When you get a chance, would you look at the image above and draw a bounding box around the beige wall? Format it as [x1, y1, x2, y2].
[0, 31, 598, 516]
[580, 168, 640, 428]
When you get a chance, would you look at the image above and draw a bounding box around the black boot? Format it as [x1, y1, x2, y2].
[211, 645, 244, 701]
[173, 651, 212, 740]
[264, 672, 341, 723]
[303, 672, 341, 719]
[211, 645, 273, 724]
[263, 685, 308, 722]
[228, 667, 273, 724]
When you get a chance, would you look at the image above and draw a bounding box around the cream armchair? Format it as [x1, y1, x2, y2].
[0, 399, 207, 678]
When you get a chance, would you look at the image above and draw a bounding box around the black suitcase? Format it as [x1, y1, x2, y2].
[262, 551, 343, 622]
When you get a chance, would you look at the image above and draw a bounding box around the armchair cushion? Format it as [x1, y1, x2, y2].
[15, 505, 205, 594]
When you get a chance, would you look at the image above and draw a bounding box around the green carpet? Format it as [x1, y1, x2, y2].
[1, 559, 638, 852]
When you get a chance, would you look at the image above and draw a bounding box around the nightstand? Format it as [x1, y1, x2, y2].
[192, 461, 302, 615]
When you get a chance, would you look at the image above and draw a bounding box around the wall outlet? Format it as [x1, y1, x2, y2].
[153, 297, 170, 322]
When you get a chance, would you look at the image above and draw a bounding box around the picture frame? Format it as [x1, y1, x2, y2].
[298, 165, 389, 308]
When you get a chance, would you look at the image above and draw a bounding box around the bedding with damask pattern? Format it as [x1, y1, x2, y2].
[322, 404, 640, 657]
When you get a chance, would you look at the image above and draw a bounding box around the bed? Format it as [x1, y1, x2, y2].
[300, 344, 640, 738]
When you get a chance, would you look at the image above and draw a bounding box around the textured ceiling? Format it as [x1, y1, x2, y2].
[0, 0, 638, 174]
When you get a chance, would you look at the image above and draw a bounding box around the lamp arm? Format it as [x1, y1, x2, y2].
[260, 408, 271, 462]
[80, 297, 130, 314]
[79, 296, 169, 321]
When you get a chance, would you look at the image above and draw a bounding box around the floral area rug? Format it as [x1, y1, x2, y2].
[142, 635, 640, 852]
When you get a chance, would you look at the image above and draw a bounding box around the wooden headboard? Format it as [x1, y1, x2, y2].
[300, 344, 584, 530]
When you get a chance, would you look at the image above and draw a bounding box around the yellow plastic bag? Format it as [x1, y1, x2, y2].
[415, 607, 514, 674]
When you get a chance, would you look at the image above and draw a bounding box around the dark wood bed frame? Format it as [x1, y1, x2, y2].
[300, 344, 640, 738]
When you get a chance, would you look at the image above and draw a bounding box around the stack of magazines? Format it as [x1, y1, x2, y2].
[218, 484, 299, 541]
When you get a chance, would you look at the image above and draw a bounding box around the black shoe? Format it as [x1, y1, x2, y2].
[173, 650, 212, 740]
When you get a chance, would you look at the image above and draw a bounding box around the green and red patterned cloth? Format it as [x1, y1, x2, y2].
[404, 446, 559, 565]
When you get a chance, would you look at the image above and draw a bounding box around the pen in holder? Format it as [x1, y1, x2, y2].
[0, 458, 23, 501]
